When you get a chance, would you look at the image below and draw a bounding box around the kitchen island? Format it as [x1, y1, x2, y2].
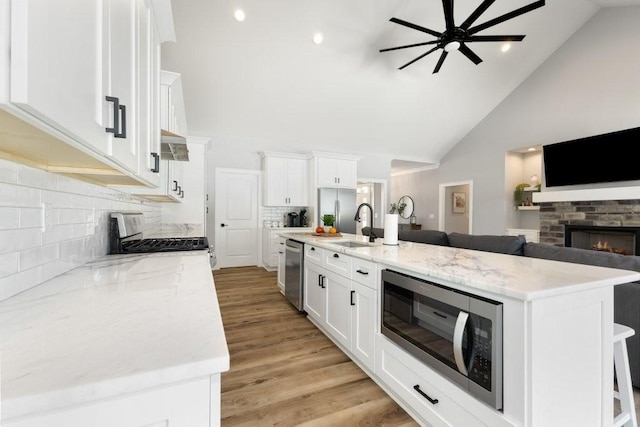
[0, 251, 228, 426]
[281, 231, 640, 426]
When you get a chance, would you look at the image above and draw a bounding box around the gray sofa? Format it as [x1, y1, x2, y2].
[362, 227, 640, 388]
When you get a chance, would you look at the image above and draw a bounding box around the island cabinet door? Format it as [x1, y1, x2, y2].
[350, 281, 376, 372]
[304, 261, 325, 323]
[3, 376, 213, 427]
[324, 269, 352, 349]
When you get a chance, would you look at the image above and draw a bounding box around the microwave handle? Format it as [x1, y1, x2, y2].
[453, 311, 471, 376]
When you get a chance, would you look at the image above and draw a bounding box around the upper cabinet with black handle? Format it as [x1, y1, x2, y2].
[0, 0, 176, 187]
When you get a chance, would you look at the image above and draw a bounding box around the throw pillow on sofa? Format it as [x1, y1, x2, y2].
[447, 233, 526, 256]
[398, 230, 450, 246]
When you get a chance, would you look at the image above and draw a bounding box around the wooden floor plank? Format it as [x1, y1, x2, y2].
[214, 266, 418, 426]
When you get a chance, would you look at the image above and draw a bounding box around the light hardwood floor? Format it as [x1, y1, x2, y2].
[213, 266, 417, 426]
[214, 266, 640, 426]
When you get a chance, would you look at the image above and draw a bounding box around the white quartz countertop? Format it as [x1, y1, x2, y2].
[0, 251, 229, 420]
[280, 232, 640, 301]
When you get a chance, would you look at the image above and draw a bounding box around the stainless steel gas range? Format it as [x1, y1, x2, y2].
[109, 212, 214, 267]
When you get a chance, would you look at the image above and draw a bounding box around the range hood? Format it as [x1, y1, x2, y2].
[161, 129, 189, 161]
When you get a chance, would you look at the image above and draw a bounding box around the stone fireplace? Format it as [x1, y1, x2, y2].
[538, 199, 640, 253]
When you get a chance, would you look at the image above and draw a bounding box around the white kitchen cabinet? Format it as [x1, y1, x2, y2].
[316, 156, 358, 188]
[4, 375, 217, 427]
[123, 76, 197, 203]
[160, 138, 209, 232]
[303, 258, 325, 324]
[0, 0, 175, 187]
[160, 70, 188, 137]
[324, 269, 352, 349]
[277, 237, 286, 293]
[302, 248, 376, 373]
[262, 153, 309, 206]
[376, 335, 488, 427]
[134, 1, 163, 187]
[263, 228, 286, 270]
[8, 0, 111, 157]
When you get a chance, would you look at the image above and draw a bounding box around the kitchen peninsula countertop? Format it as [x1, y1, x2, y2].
[280, 232, 640, 300]
[0, 251, 228, 421]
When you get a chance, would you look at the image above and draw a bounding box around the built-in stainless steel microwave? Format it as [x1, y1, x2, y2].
[381, 269, 503, 410]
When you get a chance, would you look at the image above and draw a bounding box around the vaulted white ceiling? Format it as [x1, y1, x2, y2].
[162, 0, 638, 166]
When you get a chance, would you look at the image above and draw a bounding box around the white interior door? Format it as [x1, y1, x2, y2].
[215, 168, 259, 268]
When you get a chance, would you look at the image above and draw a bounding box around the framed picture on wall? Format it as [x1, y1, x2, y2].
[453, 192, 466, 213]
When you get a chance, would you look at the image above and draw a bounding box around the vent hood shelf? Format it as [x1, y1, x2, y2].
[161, 129, 189, 161]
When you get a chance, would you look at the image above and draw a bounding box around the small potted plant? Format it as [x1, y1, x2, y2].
[513, 182, 530, 207]
[322, 214, 335, 233]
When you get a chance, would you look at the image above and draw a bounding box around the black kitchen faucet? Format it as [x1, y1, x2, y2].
[354, 203, 377, 242]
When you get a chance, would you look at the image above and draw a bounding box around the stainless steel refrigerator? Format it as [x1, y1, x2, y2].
[317, 188, 357, 234]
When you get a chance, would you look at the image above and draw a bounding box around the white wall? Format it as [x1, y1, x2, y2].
[405, 7, 640, 235]
[0, 158, 161, 300]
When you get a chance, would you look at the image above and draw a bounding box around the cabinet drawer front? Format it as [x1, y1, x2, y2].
[270, 240, 282, 254]
[324, 251, 351, 278]
[376, 337, 486, 427]
[351, 258, 378, 289]
[305, 245, 324, 265]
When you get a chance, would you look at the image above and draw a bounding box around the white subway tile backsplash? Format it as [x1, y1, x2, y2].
[19, 207, 43, 229]
[0, 265, 44, 301]
[20, 244, 59, 271]
[0, 207, 19, 230]
[17, 163, 59, 190]
[0, 182, 41, 208]
[0, 253, 19, 278]
[0, 228, 43, 254]
[0, 159, 162, 301]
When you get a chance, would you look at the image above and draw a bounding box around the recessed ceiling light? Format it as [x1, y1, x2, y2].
[501, 43, 511, 53]
[312, 33, 323, 45]
[234, 9, 245, 22]
[527, 147, 537, 152]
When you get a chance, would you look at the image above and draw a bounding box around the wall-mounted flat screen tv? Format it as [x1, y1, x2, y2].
[542, 126, 640, 187]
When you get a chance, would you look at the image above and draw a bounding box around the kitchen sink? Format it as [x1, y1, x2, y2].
[331, 241, 372, 248]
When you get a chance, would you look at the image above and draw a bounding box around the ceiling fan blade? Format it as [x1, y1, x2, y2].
[433, 51, 448, 74]
[460, 0, 495, 30]
[467, 0, 545, 35]
[464, 35, 526, 43]
[390, 17, 442, 38]
[458, 44, 483, 65]
[442, 0, 455, 32]
[398, 46, 441, 70]
[379, 40, 440, 53]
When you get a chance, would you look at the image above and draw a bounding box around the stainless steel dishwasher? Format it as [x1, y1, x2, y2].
[284, 239, 304, 311]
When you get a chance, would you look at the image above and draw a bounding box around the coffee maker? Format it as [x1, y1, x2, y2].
[286, 212, 299, 227]
[286, 209, 307, 227]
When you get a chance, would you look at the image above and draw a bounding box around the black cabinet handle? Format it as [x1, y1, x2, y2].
[172, 181, 178, 192]
[320, 275, 325, 289]
[356, 269, 369, 275]
[179, 189, 184, 198]
[310, 247, 315, 251]
[333, 254, 339, 258]
[115, 104, 126, 138]
[318, 274, 322, 287]
[177, 185, 181, 195]
[105, 96, 120, 134]
[220, 223, 227, 227]
[413, 385, 438, 404]
[350, 290, 355, 306]
[151, 152, 160, 173]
